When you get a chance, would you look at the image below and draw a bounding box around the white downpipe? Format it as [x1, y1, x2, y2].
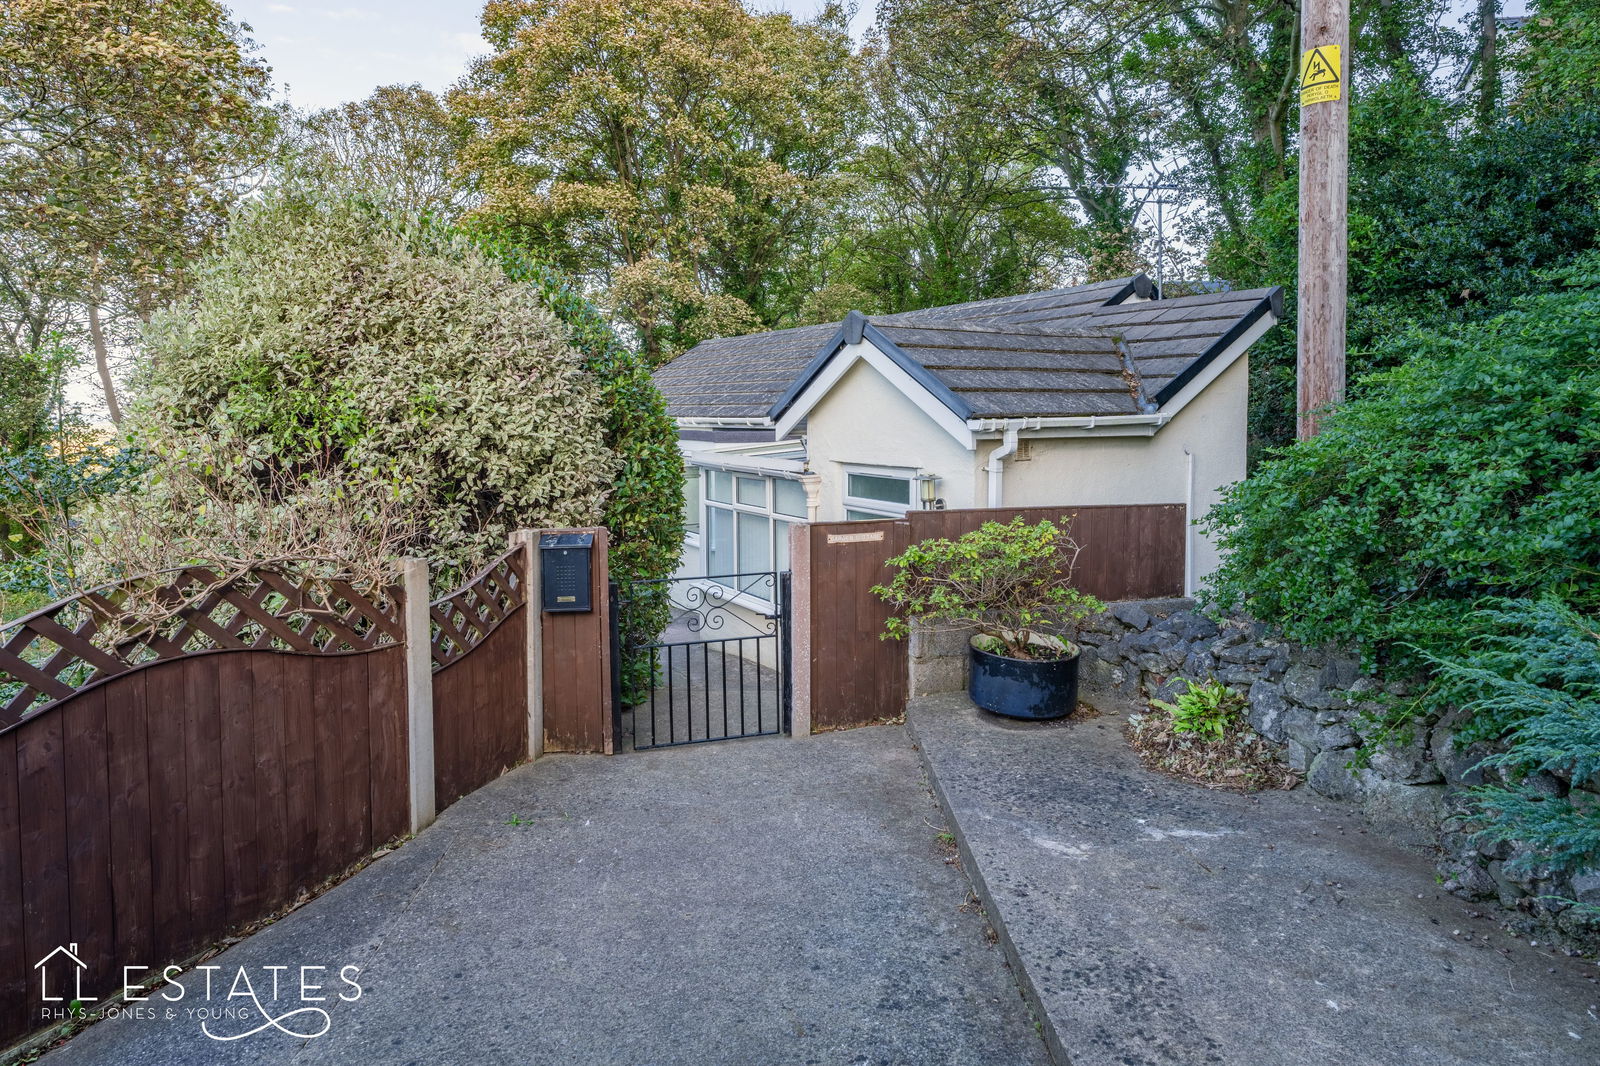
[799, 472, 823, 521]
[986, 424, 1021, 508]
[1184, 448, 1196, 596]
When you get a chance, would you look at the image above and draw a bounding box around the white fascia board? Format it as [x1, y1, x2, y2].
[774, 339, 976, 450]
[1155, 311, 1276, 420]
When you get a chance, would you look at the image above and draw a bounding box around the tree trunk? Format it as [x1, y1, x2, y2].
[1477, 0, 1500, 129]
[86, 301, 123, 425]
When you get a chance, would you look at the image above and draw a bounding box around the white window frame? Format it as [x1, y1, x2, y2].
[682, 464, 702, 548]
[693, 466, 805, 611]
[841, 464, 917, 520]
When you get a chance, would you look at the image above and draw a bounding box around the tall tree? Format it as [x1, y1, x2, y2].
[298, 85, 473, 221]
[0, 0, 276, 423]
[831, 5, 1077, 312]
[457, 0, 863, 362]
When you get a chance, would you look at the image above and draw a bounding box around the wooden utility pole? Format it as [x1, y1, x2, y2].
[1296, 0, 1349, 438]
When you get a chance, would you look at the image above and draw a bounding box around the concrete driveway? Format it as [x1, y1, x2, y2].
[37, 726, 1048, 1066]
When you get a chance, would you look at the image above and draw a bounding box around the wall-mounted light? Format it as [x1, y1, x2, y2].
[917, 473, 942, 510]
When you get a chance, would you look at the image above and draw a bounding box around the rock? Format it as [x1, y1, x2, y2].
[1282, 662, 1329, 708]
[1150, 676, 1189, 702]
[1286, 739, 1313, 772]
[1182, 648, 1215, 678]
[1523, 771, 1567, 799]
[1308, 750, 1364, 801]
[1359, 775, 1446, 847]
[1429, 712, 1496, 787]
[1217, 664, 1259, 686]
[1208, 629, 1248, 653]
[1164, 612, 1220, 642]
[1366, 727, 1444, 784]
[1248, 681, 1289, 742]
[1077, 629, 1117, 647]
[1258, 653, 1289, 682]
[1316, 723, 1360, 750]
[1324, 654, 1362, 690]
[1079, 654, 1120, 689]
[1283, 705, 1320, 747]
[1487, 860, 1527, 903]
[1120, 627, 1178, 656]
[1442, 860, 1498, 900]
[1289, 644, 1330, 669]
[1159, 641, 1190, 671]
[1110, 602, 1152, 631]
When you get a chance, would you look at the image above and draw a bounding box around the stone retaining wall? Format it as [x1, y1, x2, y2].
[908, 598, 1600, 949]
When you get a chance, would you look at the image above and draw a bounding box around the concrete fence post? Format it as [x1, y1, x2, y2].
[400, 557, 436, 834]
[788, 523, 812, 738]
[509, 529, 544, 760]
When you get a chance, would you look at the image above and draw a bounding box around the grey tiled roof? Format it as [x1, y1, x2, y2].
[654, 275, 1281, 421]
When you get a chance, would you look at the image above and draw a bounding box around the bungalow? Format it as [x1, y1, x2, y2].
[654, 274, 1282, 597]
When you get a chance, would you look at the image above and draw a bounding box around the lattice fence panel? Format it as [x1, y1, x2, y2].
[429, 548, 526, 671]
[1, 567, 403, 729]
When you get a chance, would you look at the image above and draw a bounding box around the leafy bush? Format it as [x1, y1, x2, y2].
[90, 186, 619, 586]
[1151, 679, 1245, 742]
[473, 237, 684, 697]
[1203, 255, 1600, 685]
[874, 517, 1103, 660]
[1429, 599, 1600, 886]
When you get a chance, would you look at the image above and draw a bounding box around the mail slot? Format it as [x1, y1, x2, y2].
[540, 532, 594, 613]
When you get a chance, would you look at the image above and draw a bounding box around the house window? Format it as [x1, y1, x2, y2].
[696, 468, 804, 599]
[683, 467, 701, 537]
[843, 466, 915, 519]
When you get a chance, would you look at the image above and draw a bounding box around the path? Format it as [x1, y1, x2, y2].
[39, 726, 1048, 1066]
[908, 689, 1600, 1066]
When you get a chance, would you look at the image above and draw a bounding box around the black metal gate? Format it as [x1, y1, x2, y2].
[610, 571, 791, 750]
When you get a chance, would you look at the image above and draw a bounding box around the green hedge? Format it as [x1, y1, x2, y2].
[1203, 254, 1600, 683]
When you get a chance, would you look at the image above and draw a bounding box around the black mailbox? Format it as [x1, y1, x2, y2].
[540, 532, 594, 613]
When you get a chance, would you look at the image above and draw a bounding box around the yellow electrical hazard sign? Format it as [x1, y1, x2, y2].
[1299, 45, 1341, 105]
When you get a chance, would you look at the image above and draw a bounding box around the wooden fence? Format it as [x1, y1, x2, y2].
[429, 549, 529, 808]
[0, 532, 599, 1050]
[792, 504, 1186, 732]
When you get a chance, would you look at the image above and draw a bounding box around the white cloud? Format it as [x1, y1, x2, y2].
[267, 3, 295, 11]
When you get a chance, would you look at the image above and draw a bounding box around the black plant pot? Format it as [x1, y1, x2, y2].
[968, 639, 1080, 720]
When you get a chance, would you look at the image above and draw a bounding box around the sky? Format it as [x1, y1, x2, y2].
[229, 1, 879, 112]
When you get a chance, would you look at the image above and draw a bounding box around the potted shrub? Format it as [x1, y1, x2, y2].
[874, 517, 1104, 720]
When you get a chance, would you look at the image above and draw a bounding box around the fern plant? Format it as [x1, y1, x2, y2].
[1150, 679, 1246, 741]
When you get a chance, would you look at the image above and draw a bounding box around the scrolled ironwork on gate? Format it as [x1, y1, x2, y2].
[612, 570, 791, 750]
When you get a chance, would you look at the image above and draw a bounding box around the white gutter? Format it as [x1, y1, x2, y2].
[969, 413, 1169, 435]
[985, 424, 1021, 507]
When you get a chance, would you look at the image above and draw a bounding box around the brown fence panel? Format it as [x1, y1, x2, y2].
[906, 503, 1186, 601]
[0, 643, 406, 1046]
[0, 566, 410, 1049]
[431, 608, 527, 808]
[803, 519, 912, 732]
[800, 503, 1184, 732]
[428, 547, 530, 808]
